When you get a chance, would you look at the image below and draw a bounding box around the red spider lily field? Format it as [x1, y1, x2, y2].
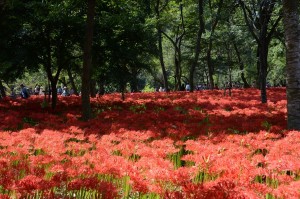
[0, 88, 299, 199]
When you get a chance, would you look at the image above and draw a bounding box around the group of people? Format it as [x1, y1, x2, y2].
[6, 84, 75, 99]
[57, 86, 74, 96]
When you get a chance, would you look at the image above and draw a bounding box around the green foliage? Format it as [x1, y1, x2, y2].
[261, 121, 272, 131]
[254, 175, 279, 189]
[23, 117, 38, 126]
[168, 145, 194, 169]
[129, 104, 147, 114]
[0, 0, 286, 94]
[193, 170, 219, 184]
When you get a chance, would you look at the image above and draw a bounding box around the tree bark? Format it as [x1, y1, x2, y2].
[233, 43, 250, 88]
[81, 0, 96, 120]
[206, 0, 223, 90]
[259, 39, 268, 103]
[44, 28, 63, 110]
[238, 0, 280, 103]
[155, 0, 169, 91]
[90, 79, 97, 98]
[283, 0, 300, 129]
[189, 0, 205, 92]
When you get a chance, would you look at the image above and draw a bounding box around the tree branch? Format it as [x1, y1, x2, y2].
[238, 0, 259, 42]
[267, 14, 282, 43]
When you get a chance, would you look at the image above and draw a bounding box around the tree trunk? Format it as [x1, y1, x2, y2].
[67, 67, 79, 96]
[283, 0, 300, 129]
[206, 0, 223, 90]
[50, 81, 58, 109]
[81, 0, 96, 120]
[174, 53, 181, 90]
[259, 40, 268, 103]
[233, 43, 250, 88]
[155, 0, 169, 92]
[206, 35, 213, 89]
[239, 0, 279, 102]
[189, 0, 205, 92]
[44, 28, 64, 110]
[90, 79, 97, 98]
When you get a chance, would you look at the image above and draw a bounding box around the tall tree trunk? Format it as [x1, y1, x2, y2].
[155, 0, 169, 91]
[44, 32, 61, 110]
[81, 0, 96, 120]
[259, 39, 268, 103]
[239, 0, 280, 102]
[206, 0, 223, 90]
[189, 0, 205, 92]
[162, 29, 184, 91]
[283, 0, 300, 129]
[233, 43, 250, 88]
[207, 49, 214, 90]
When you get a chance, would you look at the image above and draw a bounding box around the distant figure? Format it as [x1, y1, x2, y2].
[185, 84, 191, 91]
[57, 86, 63, 95]
[9, 86, 16, 99]
[223, 82, 232, 96]
[20, 84, 29, 99]
[34, 84, 40, 95]
[159, 87, 164, 92]
[61, 86, 70, 96]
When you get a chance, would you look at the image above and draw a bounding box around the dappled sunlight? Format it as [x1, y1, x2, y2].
[0, 88, 298, 198]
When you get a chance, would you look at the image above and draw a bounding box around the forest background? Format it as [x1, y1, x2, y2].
[0, 0, 285, 96]
[1, 1, 300, 198]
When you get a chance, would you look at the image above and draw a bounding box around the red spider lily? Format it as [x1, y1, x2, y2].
[0, 88, 299, 198]
[17, 175, 52, 193]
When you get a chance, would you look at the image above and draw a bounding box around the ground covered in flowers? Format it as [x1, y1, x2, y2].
[0, 88, 299, 198]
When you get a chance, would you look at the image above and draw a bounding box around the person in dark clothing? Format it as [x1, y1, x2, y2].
[20, 84, 29, 99]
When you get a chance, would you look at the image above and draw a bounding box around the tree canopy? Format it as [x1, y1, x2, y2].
[1, 0, 299, 127]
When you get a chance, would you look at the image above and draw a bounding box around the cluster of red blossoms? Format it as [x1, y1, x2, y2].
[0, 88, 299, 198]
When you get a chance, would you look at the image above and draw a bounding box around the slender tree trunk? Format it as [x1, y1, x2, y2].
[206, 0, 223, 90]
[155, 0, 169, 91]
[81, 0, 96, 120]
[283, 0, 300, 129]
[239, 0, 280, 102]
[189, 0, 205, 92]
[259, 40, 268, 103]
[207, 49, 214, 90]
[233, 43, 250, 88]
[50, 81, 58, 108]
[162, 29, 184, 91]
[67, 67, 79, 95]
[175, 54, 181, 90]
[44, 28, 64, 110]
[206, 40, 213, 88]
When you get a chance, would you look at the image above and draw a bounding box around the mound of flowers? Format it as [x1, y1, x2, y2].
[0, 88, 299, 198]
